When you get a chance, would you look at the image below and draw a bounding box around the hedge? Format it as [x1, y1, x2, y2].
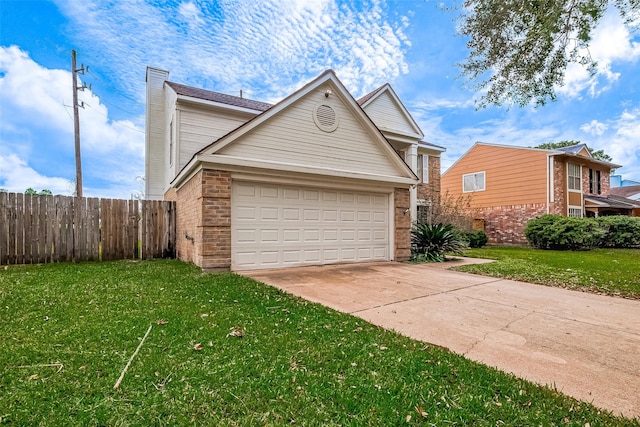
[525, 215, 640, 250]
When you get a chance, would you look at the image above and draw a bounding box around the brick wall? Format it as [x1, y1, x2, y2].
[394, 188, 411, 261]
[175, 169, 232, 270]
[582, 165, 611, 197]
[478, 203, 547, 245]
[417, 155, 441, 203]
[550, 160, 566, 215]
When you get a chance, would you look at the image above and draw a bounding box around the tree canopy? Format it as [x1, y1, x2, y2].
[458, 0, 640, 108]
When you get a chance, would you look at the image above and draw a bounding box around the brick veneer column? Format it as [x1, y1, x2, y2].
[199, 170, 232, 270]
[175, 169, 232, 270]
[394, 188, 411, 261]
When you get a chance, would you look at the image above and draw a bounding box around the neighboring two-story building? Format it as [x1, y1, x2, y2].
[145, 67, 443, 270]
[440, 142, 636, 244]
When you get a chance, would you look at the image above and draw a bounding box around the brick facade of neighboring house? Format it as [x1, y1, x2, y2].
[441, 143, 625, 245]
[476, 204, 548, 245]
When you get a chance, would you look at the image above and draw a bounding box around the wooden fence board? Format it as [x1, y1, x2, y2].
[1, 193, 175, 265]
[0, 192, 7, 264]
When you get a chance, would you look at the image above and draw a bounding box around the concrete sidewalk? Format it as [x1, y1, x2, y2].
[243, 260, 640, 418]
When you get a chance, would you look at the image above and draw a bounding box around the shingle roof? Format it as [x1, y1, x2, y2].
[584, 194, 640, 209]
[555, 143, 590, 155]
[357, 84, 386, 105]
[610, 185, 640, 199]
[418, 140, 446, 151]
[165, 81, 272, 112]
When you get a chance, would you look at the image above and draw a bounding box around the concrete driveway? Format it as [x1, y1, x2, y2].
[243, 260, 640, 418]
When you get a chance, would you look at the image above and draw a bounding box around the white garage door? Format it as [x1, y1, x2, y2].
[231, 181, 390, 270]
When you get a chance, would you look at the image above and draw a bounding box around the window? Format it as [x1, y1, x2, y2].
[568, 163, 581, 191]
[588, 169, 602, 194]
[463, 171, 485, 192]
[418, 154, 429, 184]
[568, 207, 583, 218]
[416, 200, 431, 224]
[169, 119, 174, 166]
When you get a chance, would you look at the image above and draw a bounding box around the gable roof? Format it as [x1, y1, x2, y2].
[171, 69, 418, 188]
[555, 143, 591, 156]
[165, 81, 272, 112]
[357, 83, 424, 139]
[357, 85, 385, 105]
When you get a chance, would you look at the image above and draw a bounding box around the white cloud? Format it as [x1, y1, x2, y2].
[558, 9, 640, 98]
[0, 46, 144, 198]
[52, 0, 410, 99]
[580, 119, 608, 136]
[0, 154, 72, 194]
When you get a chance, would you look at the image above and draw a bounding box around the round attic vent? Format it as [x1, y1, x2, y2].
[313, 103, 339, 132]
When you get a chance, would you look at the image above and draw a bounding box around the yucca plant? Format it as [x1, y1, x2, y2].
[411, 223, 467, 262]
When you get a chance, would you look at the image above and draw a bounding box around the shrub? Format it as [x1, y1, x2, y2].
[597, 216, 640, 248]
[411, 223, 466, 262]
[525, 215, 604, 251]
[524, 215, 564, 249]
[462, 230, 488, 248]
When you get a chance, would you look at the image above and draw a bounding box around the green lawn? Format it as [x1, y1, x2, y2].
[1, 260, 637, 426]
[458, 247, 640, 299]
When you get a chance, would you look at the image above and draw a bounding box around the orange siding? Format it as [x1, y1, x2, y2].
[568, 192, 582, 206]
[441, 144, 549, 208]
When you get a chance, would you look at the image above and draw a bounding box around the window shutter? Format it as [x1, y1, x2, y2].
[422, 155, 429, 184]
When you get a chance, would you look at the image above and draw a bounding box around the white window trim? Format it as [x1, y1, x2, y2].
[463, 171, 486, 193]
[169, 118, 174, 166]
[567, 163, 581, 192]
[568, 207, 583, 218]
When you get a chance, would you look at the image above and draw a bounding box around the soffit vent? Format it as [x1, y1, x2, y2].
[313, 102, 339, 132]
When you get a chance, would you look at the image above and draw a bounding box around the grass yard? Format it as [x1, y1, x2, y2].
[458, 247, 640, 299]
[1, 260, 638, 426]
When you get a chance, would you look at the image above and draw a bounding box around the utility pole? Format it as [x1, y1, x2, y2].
[71, 50, 85, 198]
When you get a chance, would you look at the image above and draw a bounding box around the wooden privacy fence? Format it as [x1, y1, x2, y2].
[0, 193, 175, 265]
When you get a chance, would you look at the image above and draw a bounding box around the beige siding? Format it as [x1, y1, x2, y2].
[441, 144, 548, 208]
[145, 68, 169, 200]
[165, 88, 178, 183]
[363, 91, 419, 137]
[219, 87, 402, 177]
[177, 106, 254, 172]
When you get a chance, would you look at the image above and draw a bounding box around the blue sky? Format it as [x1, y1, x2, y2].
[1, 0, 639, 198]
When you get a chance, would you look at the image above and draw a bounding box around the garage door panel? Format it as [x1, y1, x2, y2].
[232, 182, 389, 270]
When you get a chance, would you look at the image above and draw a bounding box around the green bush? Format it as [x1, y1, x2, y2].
[411, 223, 466, 262]
[597, 216, 640, 248]
[462, 230, 488, 248]
[524, 215, 564, 249]
[525, 215, 604, 251]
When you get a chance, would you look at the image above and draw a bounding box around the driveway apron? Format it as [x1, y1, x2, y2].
[243, 260, 640, 418]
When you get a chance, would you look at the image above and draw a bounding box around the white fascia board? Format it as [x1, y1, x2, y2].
[172, 153, 418, 190]
[176, 94, 265, 115]
[200, 70, 416, 180]
[417, 142, 446, 154]
[379, 127, 423, 142]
